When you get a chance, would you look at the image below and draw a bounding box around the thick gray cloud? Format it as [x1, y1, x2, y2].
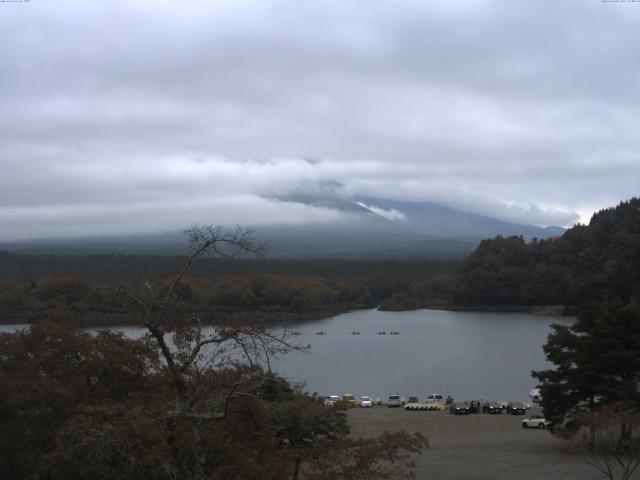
[1, 0, 639, 240]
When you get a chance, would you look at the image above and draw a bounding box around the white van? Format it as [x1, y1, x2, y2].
[425, 393, 444, 403]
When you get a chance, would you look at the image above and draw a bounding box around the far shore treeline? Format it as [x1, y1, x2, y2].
[0, 197, 638, 325]
[0, 258, 453, 326]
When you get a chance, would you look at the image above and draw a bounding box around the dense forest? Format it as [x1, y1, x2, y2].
[452, 198, 640, 308]
[0, 253, 455, 325]
[0, 275, 375, 326]
[381, 198, 640, 312]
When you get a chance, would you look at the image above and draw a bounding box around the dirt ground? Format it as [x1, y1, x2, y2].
[347, 406, 626, 480]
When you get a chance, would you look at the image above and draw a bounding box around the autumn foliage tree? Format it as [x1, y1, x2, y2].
[0, 321, 160, 480]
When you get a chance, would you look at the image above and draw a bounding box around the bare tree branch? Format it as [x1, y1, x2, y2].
[98, 225, 300, 404]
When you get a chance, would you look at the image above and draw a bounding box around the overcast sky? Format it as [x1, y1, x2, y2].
[1, 0, 639, 241]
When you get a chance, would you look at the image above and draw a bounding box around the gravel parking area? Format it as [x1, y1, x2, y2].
[347, 407, 615, 480]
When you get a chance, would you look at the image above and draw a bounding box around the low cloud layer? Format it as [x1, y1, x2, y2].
[1, 0, 639, 240]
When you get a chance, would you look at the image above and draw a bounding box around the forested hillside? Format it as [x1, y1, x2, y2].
[452, 198, 640, 308]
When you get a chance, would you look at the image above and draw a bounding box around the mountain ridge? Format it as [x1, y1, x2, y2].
[1, 196, 566, 258]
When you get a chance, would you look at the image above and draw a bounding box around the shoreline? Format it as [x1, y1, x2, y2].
[0, 305, 362, 328]
[379, 303, 574, 317]
[1, 303, 574, 329]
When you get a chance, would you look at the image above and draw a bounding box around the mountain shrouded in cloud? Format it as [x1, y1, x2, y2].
[0, 155, 582, 242]
[2, 191, 567, 259]
[1, 0, 639, 242]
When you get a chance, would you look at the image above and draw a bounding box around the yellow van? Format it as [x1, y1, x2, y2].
[342, 393, 357, 408]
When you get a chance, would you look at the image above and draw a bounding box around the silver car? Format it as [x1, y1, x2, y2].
[388, 393, 401, 407]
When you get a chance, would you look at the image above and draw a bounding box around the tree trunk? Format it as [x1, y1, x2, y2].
[292, 457, 301, 480]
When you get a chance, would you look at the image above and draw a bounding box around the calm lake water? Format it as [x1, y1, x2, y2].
[1, 308, 573, 403]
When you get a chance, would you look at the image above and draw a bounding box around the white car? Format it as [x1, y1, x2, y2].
[325, 395, 340, 406]
[522, 414, 547, 429]
[360, 395, 373, 408]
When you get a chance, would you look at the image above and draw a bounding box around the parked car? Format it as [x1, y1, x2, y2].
[506, 401, 526, 415]
[388, 393, 402, 408]
[360, 396, 373, 408]
[482, 400, 503, 414]
[450, 401, 471, 415]
[522, 414, 547, 429]
[324, 395, 340, 406]
[466, 400, 482, 414]
[342, 393, 357, 408]
[425, 393, 444, 403]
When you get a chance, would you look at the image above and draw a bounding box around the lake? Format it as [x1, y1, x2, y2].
[269, 308, 572, 402]
[1, 308, 572, 403]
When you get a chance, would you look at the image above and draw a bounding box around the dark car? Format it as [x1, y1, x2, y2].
[466, 400, 482, 414]
[450, 401, 471, 415]
[506, 401, 526, 415]
[482, 401, 503, 414]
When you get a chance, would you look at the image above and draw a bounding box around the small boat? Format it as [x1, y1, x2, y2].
[351, 331, 360, 335]
[377, 331, 387, 335]
[315, 331, 326, 335]
[390, 331, 399, 335]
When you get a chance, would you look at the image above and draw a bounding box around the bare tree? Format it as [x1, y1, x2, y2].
[111, 225, 302, 400]
[577, 406, 640, 480]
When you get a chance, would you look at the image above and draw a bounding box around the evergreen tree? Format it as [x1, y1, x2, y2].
[532, 298, 640, 436]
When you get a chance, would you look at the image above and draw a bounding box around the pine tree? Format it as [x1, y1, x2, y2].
[532, 298, 640, 436]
